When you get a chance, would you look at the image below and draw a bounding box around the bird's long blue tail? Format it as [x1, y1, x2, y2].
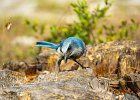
[36, 41, 58, 49]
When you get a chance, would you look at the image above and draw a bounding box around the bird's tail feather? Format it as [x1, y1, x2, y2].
[36, 41, 58, 49]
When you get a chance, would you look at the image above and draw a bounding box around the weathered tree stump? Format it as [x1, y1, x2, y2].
[87, 41, 140, 78]
[1, 41, 140, 99]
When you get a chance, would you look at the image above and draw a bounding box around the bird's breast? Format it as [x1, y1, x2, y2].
[69, 48, 83, 59]
[56, 47, 63, 55]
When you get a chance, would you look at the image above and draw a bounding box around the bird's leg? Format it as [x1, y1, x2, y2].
[73, 59, 86, 69]
[56, 56, 64, 72]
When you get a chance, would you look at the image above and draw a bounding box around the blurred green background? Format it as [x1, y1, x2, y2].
[0, 0, 140, 66]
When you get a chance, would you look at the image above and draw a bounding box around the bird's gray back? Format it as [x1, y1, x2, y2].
[60, 37, 85, 53]
[62, 37, 85, 48]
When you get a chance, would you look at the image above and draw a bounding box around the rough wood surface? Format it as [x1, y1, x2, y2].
[87, 41, 140, 78]
[1, 41, 140, 99]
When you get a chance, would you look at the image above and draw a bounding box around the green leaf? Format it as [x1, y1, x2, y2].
[25, 20, 30, 25]
[121, 20, 127, 26]
[104, 0, 108, 5]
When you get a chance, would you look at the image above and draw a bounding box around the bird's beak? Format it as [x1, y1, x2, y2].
[64, 56, 68, 63]
[83, 49, 87, 57]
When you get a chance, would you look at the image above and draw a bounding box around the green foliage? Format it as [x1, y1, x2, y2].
[25, 19, 45, 35]
[100, 19, 139, 42]
[47, 0, 139, 44]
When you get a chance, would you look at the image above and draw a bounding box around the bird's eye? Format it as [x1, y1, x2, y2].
[67, 45, 71, 51]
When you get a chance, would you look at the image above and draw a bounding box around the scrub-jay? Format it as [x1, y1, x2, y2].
[36, 37, 86, 71]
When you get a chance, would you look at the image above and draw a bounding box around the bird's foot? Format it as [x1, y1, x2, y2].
[55, 57, 63, 72]
[73, 59, 86, 69]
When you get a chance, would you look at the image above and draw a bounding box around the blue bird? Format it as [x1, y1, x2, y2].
[36, 37, 86, 71]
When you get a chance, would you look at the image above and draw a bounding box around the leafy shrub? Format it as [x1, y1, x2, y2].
[26, 0, 139, 44]
[25, 19, 45, 35]
[47, 0, 139, 44]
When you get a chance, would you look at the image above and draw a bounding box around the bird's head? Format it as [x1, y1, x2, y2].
[60, 37, 86, 63]
[63, 45, 84, 63]
[63, 44, 72, 63]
